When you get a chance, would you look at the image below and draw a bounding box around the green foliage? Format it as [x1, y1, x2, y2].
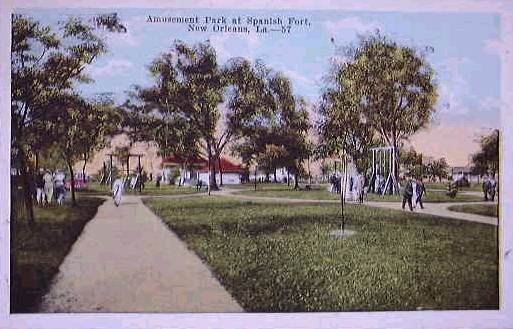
[471, 129, 499, 176]
[426, 158, 449, 182]
[145, 197, 498, 311]
[400, 146, 423, 168]
[11, 13, 124, 215]
[318, 32, 438, 174]
[226, 60, 312, 183]
[49, 95, 120, 204]
[127, 40, 227, 189]
[341, 32, 438, 148]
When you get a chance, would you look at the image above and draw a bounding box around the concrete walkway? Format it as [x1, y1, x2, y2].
[40, 195, 243, 313]
[214, 188, 498, 226]
[364, 201, 498, 225]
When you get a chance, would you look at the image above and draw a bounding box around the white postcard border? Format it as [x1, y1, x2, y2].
[1, 1, 512, 328]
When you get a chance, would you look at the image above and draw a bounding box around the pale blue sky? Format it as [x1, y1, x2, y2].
[15, 8, 502, 164]
[16, 8, 500, 126]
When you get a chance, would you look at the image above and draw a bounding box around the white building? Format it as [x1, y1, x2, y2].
[451, 166, 480, 183]
[162, 155, 245, 185]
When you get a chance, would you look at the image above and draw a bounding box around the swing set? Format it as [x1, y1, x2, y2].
[100, 153, 145, 192]
[369, 146, 401, 195]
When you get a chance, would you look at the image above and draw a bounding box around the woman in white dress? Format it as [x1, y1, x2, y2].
[411, 178, 418, 209]
[43, 170, 54, 205]
[112, 176, 126, 207]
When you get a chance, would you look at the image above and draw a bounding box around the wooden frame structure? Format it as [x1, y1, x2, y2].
[102, 153, 144, 192]
[369, 146, 400, 195]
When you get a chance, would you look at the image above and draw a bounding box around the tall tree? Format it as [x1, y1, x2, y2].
[79, 98, 121, 183]
[471, 129, 499, 176]
[132, 41, 225, 190]
[400, 146, 424, 175]
[278, 97, 311, 190]
[227, 60, 311, 189]
[51, 95, 119, 205]
[427, 158, 449, 182]
[317, 86, 377, 174]
[11, 13, 125, 221]
[334, 32, 438, 177]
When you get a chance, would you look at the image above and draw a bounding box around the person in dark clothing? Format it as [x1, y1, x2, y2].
[35, 169, 45, 205]
[415, 177, 427, 209]
[488, 174, 497, 201]
[156, 174, 161, 188]
[402, 176, 414, 211]
[482, 174, 490, 201]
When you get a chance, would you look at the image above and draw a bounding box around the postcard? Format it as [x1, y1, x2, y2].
[1, 0, 512, 328]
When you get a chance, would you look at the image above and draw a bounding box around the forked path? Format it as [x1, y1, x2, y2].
[40, 195, 243, 313]
[215, 189, 498, 226]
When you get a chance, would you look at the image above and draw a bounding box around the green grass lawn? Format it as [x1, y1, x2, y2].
[78, 181, 203, 196]
[448, 204, 499, 218]
[10, 197, 105, 313]
[425, 181, 484, 192]
[145, 196, 498, 312]
[234, 186, 482, 203]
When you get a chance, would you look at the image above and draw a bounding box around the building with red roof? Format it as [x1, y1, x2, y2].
[161, 154, 245, 185]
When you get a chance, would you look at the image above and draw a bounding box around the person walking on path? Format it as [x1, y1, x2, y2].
[35, 169, 45, 205]
[112, 175, 126, 207]
[482, 174, 490, 201]
[54, 170, 66, 205]
[402, 175, 414, 211]
[43, 170, 54, 205]
[488, 173, 497, 201]
[415, 177, 427, 209]
[354, 172, 365, 204]
[411, 178, 418, 209]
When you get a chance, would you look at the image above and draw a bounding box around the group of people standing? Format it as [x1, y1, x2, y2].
[329, 172, 367, 203]
[34, 169, 67, 206]
[402, 176, 427, 211]
[482, 174, 497, 201]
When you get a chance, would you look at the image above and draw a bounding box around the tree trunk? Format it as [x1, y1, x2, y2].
[392, 138, 399, 181]
[308, 157, 312, 185]
[294, 172, 299, 190]
[254, 167, 257, 191]
[208, 146, 218, 191]
[273, 168, 277, 183]
[35, 152, 39, 172]
[126, 156, 130, 179]
[287, 170, 290, 186]
[218, 157, 223, 186]
[82, 154, 87, 183]
[340, 175, 345, 233]
[68, 162, 76, 206]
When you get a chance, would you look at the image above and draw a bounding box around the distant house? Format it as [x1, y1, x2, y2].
[161, 155, 245, 185]
[451, 166, 480, 182]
